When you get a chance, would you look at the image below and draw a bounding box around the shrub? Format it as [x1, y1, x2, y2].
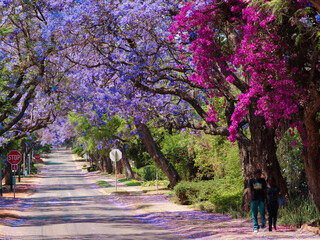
[141, 180, 170, 187]
[87, 164, 98, 172]
[30, 165, 38, 174]
[174, 178, 243, 213]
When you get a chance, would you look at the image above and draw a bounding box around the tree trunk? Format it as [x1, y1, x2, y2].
[249, 114, 288, 197]
[301, 90, 320, 213]
[116, 160, 123, 174]
[106, 156, 113, 174]
[101, 155, 107, 172]
[4, 163, 12, 190]
[101, 155, 113, 173]
[239, 112, 288, 212]
[89, 153, 102, 171]
[119, 144, 134, 179]
[135, 122, 180, 187]
[237, 136, 252, 212]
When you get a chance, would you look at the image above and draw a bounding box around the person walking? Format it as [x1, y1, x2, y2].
[266, 176, 280, 231]
[249, 169, 267, 232]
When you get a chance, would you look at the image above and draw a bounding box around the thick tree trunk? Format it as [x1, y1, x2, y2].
[119, 144, 134, 179]
[116, 160, 123, 174]
[135, 122, 180, 187]
[100, 155, 113, 173]
[239, 112, 288, 212]
[301, 90, 320, 213]
[101, 155, 107, 172]
[237, 136, 252, 212]
[4, 163, 12, 190]
[249, 114, 288, 197]
[106, 156, 113, 174]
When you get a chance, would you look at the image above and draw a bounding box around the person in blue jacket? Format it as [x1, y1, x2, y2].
[249, 169, 267, 232]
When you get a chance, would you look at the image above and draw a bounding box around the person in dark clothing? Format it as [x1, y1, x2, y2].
[249, 169, 267, 232]
[266, 176, 280, 232]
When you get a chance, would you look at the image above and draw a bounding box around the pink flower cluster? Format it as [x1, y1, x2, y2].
[170, 0, 308, 142]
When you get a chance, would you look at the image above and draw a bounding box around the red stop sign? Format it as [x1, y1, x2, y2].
[7, 151, 22, 165]
[34, 154, 40, 162]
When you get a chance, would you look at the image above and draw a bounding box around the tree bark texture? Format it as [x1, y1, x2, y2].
[119, 144, 134, 179]
[4, 163, 12, 190]
[135, 122, 180, 187]
[239, 111, 288, 212]
[106, 156, 113, 174]
[301, 89, 320, 213]
[116, 160, 123, 174]
[89, 153, 102, 171]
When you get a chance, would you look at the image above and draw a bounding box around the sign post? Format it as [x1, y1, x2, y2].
[83, 153, 88, 162]
[7, 151, 22, 199]
[109, 149, 122, 192]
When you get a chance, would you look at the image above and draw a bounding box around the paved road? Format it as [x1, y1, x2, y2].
[2, 149, 182, 240]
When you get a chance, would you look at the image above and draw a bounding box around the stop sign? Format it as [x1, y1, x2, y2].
[34, 154, 40, 162]
[7, 150, 22, 165]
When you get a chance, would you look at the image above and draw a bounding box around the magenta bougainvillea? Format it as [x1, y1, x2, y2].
[170, 0, 309, 142]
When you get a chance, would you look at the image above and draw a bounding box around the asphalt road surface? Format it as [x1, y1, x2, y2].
[2, 149, 181, 240]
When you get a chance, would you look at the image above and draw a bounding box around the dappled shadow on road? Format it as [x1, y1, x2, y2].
[3, 233, 182, 240]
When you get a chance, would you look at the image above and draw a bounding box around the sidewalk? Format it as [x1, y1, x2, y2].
[72, 155, 320, 239]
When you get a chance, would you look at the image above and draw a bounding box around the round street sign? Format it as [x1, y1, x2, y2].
[109, 149, 122, 162]
[34, 154, 41, 162]
[7, 151, 22, 165]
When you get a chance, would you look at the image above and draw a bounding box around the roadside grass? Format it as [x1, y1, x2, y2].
[101, 173, 114, 178]
[96, 180, 113, 188]
[278, 196, 320, 227]
[118, 178, 141, 186]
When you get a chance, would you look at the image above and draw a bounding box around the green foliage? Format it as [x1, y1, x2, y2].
[141, 180, 170, 187]
[278, 196, 320, 227]
[174, 178, 243, 213]
[87, 164, 98, 172]
[174, 181, 206, 205]
[127, 139, 153, 169]
[194, 135, 241, 180]
[96, 180, 113, 188]
[68, 111, 122, 155]
[161, 132, 200, 181]
[137, 165, 168, 181]
[277, 130, 307, 197]
[30, 164, 38, 174]
[161, 132, 241, 181]
[35, 144, 52, 154]
[72, 145, 84, 157]
[0, 26, 13, 37]
[118, 178, 141, 186]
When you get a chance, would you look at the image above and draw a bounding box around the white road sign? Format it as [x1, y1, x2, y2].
[109, 149, 122, 162]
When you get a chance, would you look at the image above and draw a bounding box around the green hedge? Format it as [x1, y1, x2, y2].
[174, 179, 243, 213]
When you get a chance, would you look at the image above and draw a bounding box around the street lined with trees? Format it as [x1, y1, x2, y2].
[0, 0, 319, 231]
